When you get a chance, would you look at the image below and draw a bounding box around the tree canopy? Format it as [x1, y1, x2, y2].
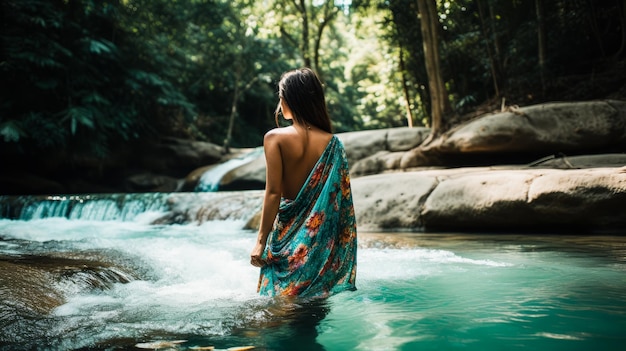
[1, 0, 624, 158]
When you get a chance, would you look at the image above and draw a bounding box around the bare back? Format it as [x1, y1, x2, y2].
[273, 126, 333, 200]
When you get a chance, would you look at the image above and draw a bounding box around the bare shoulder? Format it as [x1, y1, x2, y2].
[264, 126, 332, 156]
[265, 126, 297, 136]
[264, 126, 299, 145]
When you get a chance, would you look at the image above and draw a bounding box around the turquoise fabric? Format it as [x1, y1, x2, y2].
[258, 136, 357, 298]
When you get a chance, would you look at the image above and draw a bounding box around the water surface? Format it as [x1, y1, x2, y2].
[1, 218, 624, 350]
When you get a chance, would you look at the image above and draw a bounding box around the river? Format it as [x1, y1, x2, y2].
[1, 193, 625, 350]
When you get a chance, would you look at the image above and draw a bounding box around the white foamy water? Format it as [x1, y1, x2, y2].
[1, 218, 625, 351]
[195, 147, 264, 192]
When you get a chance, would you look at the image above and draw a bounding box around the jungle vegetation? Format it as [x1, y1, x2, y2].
[1, 0, 625, 158]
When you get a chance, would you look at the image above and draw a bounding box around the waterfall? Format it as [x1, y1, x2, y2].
[0, 193, 170, 222]
[0, 191, 264, 225]
[194, 147, 264, 192]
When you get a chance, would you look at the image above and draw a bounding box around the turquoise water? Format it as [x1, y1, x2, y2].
[1, 216, 625, 350]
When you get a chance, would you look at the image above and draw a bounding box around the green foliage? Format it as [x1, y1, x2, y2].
[1, 0, 624, 164]
[1, 0, 198, 158]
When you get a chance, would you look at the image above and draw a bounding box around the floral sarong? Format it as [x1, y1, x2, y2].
[258, 136, 357, 298]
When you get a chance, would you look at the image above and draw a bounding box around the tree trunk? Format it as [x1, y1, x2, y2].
[536, 0, 546, 96]
[416, 0, 451, 138]
[477, 0, 500, 97]
[224, 73, 259, 154]
[398, 44, 414, 128]
[313, 0, 339, 78]
[615, 0, 626, 58]
[224, 85, 239, 154]
[296, 0, 312, 67]
[588, 0, 606, 58]
[488, 0, 504, 93]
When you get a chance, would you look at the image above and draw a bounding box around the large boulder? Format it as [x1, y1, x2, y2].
[155, 191, 264, 225]
[219, 156, 266, 191]
[401, 100, 626, 168]
[439, 100, 626, 153]
[163, 165, 626, 233]
[351, 172, 437, 230]
[350, 166, 626, 232]
[0, 172, 65, 195]
[124, 173, 182, 193]
[140, 137, 223, 177]
[337, 127, 430, 167]
[0, 252, 140, 317]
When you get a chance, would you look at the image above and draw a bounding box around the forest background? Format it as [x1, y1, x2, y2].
[1, 0, 625, 194]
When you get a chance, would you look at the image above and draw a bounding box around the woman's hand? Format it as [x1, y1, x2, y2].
[250, 242, 267, 267]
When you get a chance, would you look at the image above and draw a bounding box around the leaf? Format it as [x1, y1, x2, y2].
[65, 107, 96, 135]
[82, 92, 111, 106]
[87, 39, 116, 55]
[50, 41, 73, 58]
[130, 69, 167, 87]
[30, 16, 47, 28]
[13, 52, 62, 68]
[0, 121, 24, 142]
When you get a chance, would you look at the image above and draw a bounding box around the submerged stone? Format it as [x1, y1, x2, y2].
[135, 340, 187, 349]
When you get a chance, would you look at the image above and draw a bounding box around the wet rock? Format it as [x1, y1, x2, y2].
[157, 191, 264, 225]
[135, 340, 187, 349]
[420, 170, 539, 230]
[181, 165, 214, 191]
[351, 172, 437, 231]
[124, 173, 182, 193]
[0, 172, 65, 195]
[445, 100, 626, 152]
[219, 156, 267, 191]
[386, 127, 431, 152]
[337, 127, 430, 167]
[351, 151, 407, 176]
[401, 100, 626, 168]
[337, 129, 387, 166]
[0, 251, 139, 316]
[349, 166, 626, 232]
[140, 137, 223, 177]
[528, 153, 626, 169]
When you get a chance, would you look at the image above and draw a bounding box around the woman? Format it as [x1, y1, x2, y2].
[250, 68, 357, 298]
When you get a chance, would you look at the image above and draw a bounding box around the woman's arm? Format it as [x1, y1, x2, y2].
[250, 131, 283, 267]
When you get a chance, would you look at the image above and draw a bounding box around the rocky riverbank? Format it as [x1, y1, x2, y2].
[214, 99, 626, 233]
[351, 166, 626, 233]
[2, 100, 625, 233]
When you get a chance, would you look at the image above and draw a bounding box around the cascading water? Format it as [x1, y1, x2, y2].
[195, 147, 264, 192]
[0, 193, 171, 221]
[1, 194, 625, 351]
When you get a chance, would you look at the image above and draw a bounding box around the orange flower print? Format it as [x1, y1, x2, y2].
[277, 217, 295, 241]
[281, 283, 297, 296]
[288, 244, 309, 270]
[341, 174, 351, 198]
[321, 172, 329, 185]
[328, 188, 338, 208]
[319, 249, 334, 276]
[281, 280, 311, 296]
[265, 250, 277, 264]
[306, 212, 325, 236]
[309, 164, 324, 187]
[340, 227, 354, 245]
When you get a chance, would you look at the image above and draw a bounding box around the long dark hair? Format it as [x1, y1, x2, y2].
[275, 68, 332, 133]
